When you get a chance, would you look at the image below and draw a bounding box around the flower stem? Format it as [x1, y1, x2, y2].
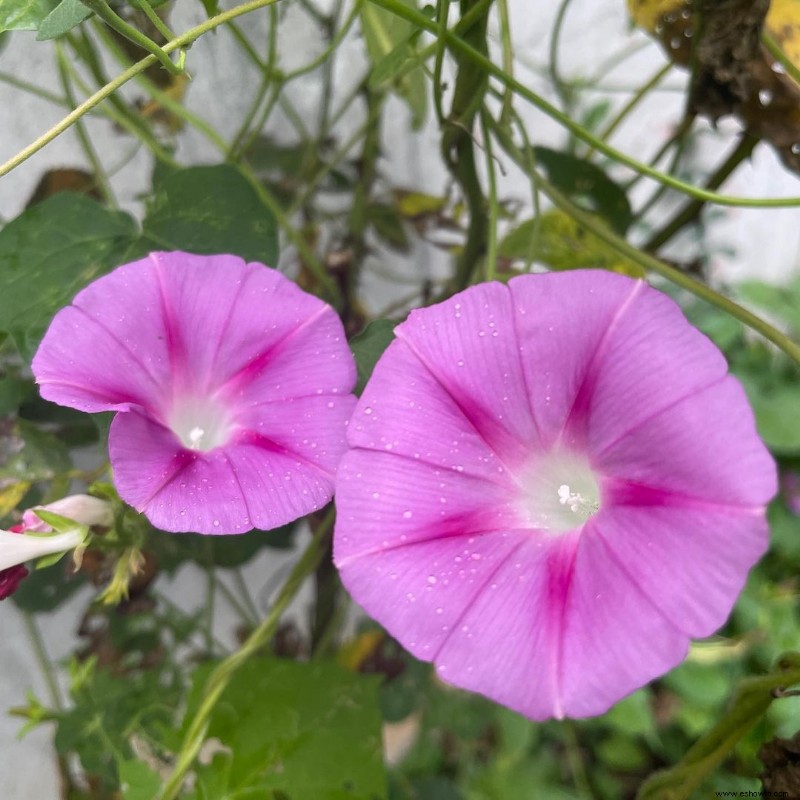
[638, 653, 800, 800]
[22, 611, 63, 711]
[487, 117, 800, 364]
[158, 511, 334, 800]
[0, 0, 285, 179]
[367, 0, 800, 209]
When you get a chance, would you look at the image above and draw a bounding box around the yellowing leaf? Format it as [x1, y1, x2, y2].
[394, 190, 447, 219]
[766, 0, 800, 76]
[499, 211, 644, 277]
[626, 0, 685, 32]
[0, 481, 30, 518]
[337, 630, 384, 671]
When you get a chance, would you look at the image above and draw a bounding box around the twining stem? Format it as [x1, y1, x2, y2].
[0, 0, 286, 178]
[488, 117, 800, 364]
[54, 43, 115, 206]
[79, 0, 183, 75]
[22, 611, 63, 711]
[638, 654, 800, 800]
[441, 0, 490, 291]
[367, 0, 800, 208]
[644, 133, 759, 252]
[158, 513, 334, 800]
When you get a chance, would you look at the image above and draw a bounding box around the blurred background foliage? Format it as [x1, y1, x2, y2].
[1, 0, 800, 798]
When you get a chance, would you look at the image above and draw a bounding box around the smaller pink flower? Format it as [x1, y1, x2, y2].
[0, 494, 106, 599]
[32, 252, 357, 535]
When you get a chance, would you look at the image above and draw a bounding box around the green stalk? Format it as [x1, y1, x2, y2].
[488, 117, 800, 364]
[158, 514, 334, 800]
[367, 0, 800, 209]
[0, 0, 286, 178]
[54, 42, 115, 206]
[79, 0, 184, 75]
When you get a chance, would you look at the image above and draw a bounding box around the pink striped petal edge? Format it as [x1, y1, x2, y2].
[334, 270, 776, 720]
[33, 252, 356, 534]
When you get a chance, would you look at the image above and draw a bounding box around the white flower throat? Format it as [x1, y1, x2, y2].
[518, 449, 601, 533]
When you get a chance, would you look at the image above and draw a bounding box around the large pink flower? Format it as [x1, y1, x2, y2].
[33, 252, 356, 535]
[334, 270, 776, 720]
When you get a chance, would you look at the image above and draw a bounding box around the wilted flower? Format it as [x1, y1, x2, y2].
[0, 494, 106, 600]
[334, 271, 776, 720]
[33, 252, 356, 534]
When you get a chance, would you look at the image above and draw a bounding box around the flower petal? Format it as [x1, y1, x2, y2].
[222, 394, 357, 530]
[557, 525, 688, 718]
[334, 449, 520, 566]
[0, 528, 83, 572]
[577, 281, 730, 454]
[108, 411, 251, 534]
[507, 270, 640, 449]
[337, 528, 528, 665]
[347, 340, 517, 483]
[598, 377, 776, 507]
[32, 254, 173, 413]
[395, 282, 538, 464]
[591, 504, 768, 638]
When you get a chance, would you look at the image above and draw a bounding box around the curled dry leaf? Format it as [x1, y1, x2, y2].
[627, 0, 800, 173]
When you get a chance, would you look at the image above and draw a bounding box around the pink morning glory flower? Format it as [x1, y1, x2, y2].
[334, 270, 776, 720]
[33, 252, 356, 535]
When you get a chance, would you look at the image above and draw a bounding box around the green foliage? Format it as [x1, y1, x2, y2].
[532, 147, 633, 234]
[182, 658, 387, 799]
[151, 523, 296, 573]
[142, 165, 280, 267]
[0, 193, 138, 358]
[350, 319, 397, 395]
[36, 0, 91, 40]
[0, 0, 58, 31]
[360, 0, 427, 129]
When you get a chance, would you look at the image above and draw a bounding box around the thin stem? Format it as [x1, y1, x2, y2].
[232, 568, 260, 622]
[644, 133, 759, 252]
[158, 513, 334, 800]
[488, 117, 800, 364]
[215, 575, 258, 627]
[129, 0, 178, 44]
[596, 61, 672, 146]
[93, 21, 228, 152]
[762, 32, 800, 87]
[54, 43, 115, 206]
[366, 0, 800, 208]
[0, 0, 285, 178]
[203, 568, 216, 655]
[80, 0, 183, 75]
[548, 0, 575, 115]
[479, 108, 498, 281]
[0, 72, 68, 106]
[22, 611, 63, 711]
[494, 0, 515, 124]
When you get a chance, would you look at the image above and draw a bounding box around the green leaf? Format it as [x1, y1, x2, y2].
[183, 658, 387, 799]
[0, 0, 58, 31]
[350, 319, 396, 395]
[0, 193, 138, 357]
[498, 211, 643, 277]
[118, 760, 162, 800]
[36, 0, 90, 39]
[150, 524, 296, 573]
[735, 365, 800, 455]
[0, 419, 71, 485]
[142, 165, 279, 266]
[12, 557, 87, 612]
[532, 147, 633, 234]
[360, 0, 427, 129]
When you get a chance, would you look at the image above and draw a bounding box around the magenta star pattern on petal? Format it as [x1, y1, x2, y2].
[33, 252, 357, 535]
[333, 270, 776, 720]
